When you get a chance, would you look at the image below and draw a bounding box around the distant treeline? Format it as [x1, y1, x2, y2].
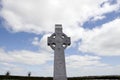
[0, 75, 120, 80]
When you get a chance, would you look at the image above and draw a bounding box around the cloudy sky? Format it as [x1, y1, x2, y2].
[0, 0, 120, 77]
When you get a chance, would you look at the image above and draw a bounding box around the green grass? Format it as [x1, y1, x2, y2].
[0, 75, 120, 80]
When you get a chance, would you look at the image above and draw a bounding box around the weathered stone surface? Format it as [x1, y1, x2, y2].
[48, 24, 71, 80]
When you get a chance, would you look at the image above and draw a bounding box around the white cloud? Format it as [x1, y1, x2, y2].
[67, 65, 120, 77]
[0, 48, 52, 65]
[66, 54, 120, 77]
[91, 15, 106, 21]
[79, 18, 120, 56]
[0, 46, 110, 76]
[32, 37, 40, 46]
[0, 47, 110, 76]
[32, 34, 53, 53]
[66, 55, 107, 68]
[0, 0, 120, 48]
[0, 0, 119, 33]
[0, 49, 53, 76]
[0, 61, 26, 75]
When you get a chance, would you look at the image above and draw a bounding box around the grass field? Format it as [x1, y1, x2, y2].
[0, 75, 120, 80]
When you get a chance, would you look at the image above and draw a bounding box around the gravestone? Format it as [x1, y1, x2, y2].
[47, 24, 71, 80]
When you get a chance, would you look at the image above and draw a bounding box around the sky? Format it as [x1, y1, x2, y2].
[0, 0, 120, 77]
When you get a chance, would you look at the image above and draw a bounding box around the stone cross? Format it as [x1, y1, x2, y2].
[47, 24, 71, 80]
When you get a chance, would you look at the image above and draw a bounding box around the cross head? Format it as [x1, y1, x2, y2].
[47, 24, 71, 50]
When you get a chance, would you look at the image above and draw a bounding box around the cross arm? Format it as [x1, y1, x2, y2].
[62, 34, 71, 46]
[47, 37, 55, 46]
[47, 33, 56, 50]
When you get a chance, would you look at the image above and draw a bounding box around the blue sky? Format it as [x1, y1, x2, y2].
[0, 0, 120, 77]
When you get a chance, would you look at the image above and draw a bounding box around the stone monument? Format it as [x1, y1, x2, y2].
[47, 24, 71, 80]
